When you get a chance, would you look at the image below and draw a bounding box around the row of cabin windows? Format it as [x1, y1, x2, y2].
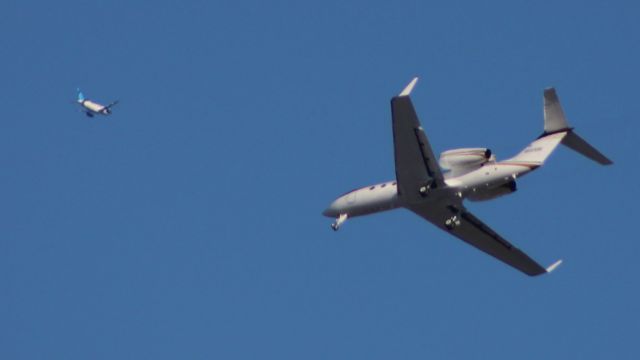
[369, 182, 397, 190]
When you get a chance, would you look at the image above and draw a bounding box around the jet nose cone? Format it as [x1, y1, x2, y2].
[322, 201, 339, 218]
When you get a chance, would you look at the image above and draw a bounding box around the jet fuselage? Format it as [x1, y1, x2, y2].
[323, 164, 531, 218]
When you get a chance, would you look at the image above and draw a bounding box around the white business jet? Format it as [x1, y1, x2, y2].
[322, 78, 612, 276]
[76, 88, 118, 117]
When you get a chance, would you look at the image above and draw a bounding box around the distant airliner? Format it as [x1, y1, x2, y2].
[76, 88, 118, 117]
[323, 78, 612, 276]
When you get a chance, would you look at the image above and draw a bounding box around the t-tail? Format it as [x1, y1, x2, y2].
[77, 88, 85, 102]
[507, 88, 613, 166]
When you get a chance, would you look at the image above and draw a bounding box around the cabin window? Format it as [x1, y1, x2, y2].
[369, 186, 375, 190]
[392, 182, 397, 186]
[381, 183, 387, 188]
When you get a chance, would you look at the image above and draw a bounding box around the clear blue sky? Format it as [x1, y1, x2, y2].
[1, 0, 638, 358]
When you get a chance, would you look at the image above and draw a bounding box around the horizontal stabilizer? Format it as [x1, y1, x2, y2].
[562, 131, 613, 165]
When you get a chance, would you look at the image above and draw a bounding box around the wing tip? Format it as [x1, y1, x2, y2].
[399, 77, 419, 97]
[546, 259, 563, 273]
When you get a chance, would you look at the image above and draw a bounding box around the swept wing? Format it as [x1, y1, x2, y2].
[393, 78, 559, 276]
[391, 78, 444, 203]
[409, 204, 559, 276]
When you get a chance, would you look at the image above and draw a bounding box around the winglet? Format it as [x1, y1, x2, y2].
[399, 77, 419, 97]
[546, 259, 563, 273]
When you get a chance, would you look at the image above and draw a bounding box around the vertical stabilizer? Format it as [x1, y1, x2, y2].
[540, 88, 612, 165]
[77, 88, 85, 102]
[509, 88, 613, 166]
[543, 88, 569, 133]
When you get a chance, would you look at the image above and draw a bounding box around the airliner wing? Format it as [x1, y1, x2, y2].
[106, 100, 119, 109]
[391, 78, 444, 202]
[409, 203, 559, 276]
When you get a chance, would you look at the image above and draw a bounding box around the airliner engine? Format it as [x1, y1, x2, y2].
[439, 148, 495, 176]
[468, 181, 517, 201]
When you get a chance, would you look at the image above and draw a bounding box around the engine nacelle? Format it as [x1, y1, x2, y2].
[468, 181, 517, 202]
[439, 148, 495, 176]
